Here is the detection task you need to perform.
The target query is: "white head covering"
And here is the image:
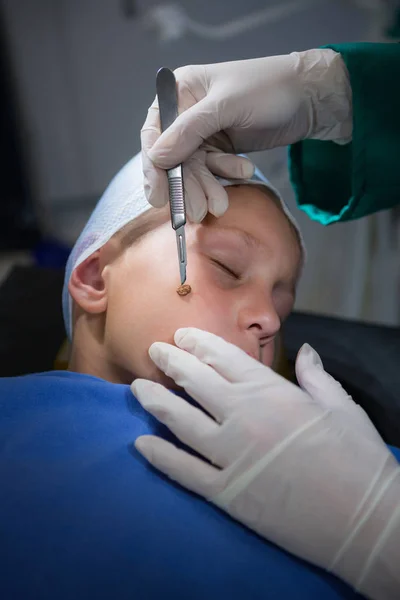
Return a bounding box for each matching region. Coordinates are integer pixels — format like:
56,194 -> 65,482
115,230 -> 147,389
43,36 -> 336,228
62,152 -> 304,338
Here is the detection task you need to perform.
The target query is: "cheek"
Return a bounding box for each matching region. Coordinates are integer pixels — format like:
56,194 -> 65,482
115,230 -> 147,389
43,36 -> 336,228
105,249 -> 280,381
102,244 -> 178,378
147,266 -> 231,340
104,249 -> 232,380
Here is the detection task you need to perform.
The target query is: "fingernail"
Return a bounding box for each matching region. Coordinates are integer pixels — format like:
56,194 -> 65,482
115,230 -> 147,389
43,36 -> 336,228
174,328 -> 190,346
240,160 -> 255,179
209,197 -> 229,218
134,437 -> 153,462
143,177 -> 152,202
131,378 -> 160,398
191,206 -> 207,223
148,342 -> 164,367
301,343 -> 323,369
186,196 -> 207,223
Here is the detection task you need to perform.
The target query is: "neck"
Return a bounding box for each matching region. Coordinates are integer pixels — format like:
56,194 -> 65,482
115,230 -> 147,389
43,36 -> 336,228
68,317 -> 128,384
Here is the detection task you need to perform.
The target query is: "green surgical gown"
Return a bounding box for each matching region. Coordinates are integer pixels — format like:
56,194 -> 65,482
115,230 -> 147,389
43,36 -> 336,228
289,43 -> 400,224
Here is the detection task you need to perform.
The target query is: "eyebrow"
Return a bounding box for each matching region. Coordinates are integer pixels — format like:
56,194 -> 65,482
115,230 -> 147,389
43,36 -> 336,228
211,227 -> 264,251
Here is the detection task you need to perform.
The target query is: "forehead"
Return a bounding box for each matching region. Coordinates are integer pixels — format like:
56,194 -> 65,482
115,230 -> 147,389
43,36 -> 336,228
119,184 -> 302,274
203,185 -> 300,250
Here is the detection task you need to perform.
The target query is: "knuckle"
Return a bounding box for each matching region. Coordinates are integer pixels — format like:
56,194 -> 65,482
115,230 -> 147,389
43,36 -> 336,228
174,64 -> 198,80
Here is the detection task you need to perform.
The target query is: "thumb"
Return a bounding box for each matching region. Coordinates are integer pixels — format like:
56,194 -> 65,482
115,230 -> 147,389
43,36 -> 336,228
295,343 -> 351,409
148,97 -> 220,168
296,344 -> 383,441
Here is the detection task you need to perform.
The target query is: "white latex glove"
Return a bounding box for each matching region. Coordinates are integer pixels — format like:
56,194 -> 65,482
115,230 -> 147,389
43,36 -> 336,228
132,328 -> 400,600
141,48 -> 352,221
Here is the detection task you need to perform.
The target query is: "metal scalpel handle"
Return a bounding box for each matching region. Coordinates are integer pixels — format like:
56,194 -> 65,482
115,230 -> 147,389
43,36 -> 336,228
156,67 -> 186,231
156,67 -> 187,284
167,165 -> 185,230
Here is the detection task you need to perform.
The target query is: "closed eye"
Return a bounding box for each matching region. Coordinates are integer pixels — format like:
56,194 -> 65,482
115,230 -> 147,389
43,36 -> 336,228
211,259 -> 240,280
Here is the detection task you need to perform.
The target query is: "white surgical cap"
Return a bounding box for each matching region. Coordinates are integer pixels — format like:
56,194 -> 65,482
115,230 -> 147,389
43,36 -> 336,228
62,152 -> 304,339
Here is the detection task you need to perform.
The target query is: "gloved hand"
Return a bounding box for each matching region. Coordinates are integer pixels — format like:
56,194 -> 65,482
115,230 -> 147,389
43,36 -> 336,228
141,48 -> 352,221
132,328 -> 400,600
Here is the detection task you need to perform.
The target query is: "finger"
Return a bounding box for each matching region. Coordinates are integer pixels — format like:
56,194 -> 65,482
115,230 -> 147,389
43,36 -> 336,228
190,154 -> 229,218
142,150 -> 169,208
183,159 -> 208,223
148,342 -> 233,423
141,100 -> 160,152
131,379 -> 221,463
206,152 -> 255,180
148,97 -> 219,168
296,344 -> 382,440
174,327 -> 269,384
185,150 -> 229,219
141,112 -> 169,208
295,344 -> 352,409
201,175 -> 229,218
135,435 -> 218,498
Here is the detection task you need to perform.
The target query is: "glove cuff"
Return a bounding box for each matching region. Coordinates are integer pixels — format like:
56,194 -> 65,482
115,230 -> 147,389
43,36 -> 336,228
331,457 -> 400,598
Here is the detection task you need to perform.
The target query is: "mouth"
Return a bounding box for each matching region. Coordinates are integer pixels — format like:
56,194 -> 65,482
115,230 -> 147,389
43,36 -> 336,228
246,342 -> 270,362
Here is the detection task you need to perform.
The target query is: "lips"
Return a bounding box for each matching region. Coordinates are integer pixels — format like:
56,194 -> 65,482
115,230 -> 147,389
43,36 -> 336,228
246,342 -> 271,362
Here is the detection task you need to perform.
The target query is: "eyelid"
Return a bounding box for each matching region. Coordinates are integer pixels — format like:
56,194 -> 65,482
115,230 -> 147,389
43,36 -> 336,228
211,258 -> 240,279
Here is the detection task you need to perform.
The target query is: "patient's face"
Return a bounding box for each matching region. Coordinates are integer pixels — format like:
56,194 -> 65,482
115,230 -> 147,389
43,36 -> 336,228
100,185 -> 301,385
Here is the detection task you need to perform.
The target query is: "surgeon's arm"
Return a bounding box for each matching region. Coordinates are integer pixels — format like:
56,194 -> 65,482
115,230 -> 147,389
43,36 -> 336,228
289,42 -> 400,225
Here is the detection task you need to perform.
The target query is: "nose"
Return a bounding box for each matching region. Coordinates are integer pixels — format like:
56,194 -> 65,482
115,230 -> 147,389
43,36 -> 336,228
237,291 -> 281,341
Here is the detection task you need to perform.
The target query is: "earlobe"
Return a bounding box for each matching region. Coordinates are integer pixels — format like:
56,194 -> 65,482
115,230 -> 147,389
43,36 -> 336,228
68,250 -> 108,314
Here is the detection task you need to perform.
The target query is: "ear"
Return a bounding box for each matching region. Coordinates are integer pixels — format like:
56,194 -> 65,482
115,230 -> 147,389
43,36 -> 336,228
68,250 -> 108,314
